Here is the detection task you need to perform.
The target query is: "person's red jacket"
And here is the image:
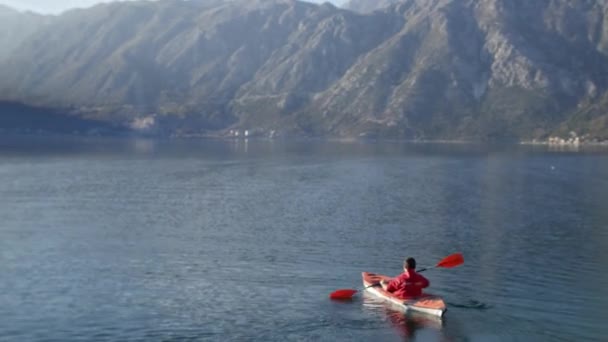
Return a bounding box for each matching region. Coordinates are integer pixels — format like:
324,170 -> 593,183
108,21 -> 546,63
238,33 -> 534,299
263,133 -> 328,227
386,269 -> 430,299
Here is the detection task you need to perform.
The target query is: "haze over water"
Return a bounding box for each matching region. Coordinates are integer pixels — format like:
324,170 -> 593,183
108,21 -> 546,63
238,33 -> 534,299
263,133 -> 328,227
1,137 -> 607,341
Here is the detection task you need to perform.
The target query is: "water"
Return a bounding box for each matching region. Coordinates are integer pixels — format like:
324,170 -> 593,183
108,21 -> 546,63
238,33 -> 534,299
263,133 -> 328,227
0,137 -> 607,341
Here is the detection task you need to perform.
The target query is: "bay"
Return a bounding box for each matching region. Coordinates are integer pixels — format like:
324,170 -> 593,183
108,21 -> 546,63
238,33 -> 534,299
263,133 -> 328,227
0,137 -> 607,341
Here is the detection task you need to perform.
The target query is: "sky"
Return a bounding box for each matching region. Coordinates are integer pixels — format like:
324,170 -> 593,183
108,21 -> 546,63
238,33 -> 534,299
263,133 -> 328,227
0,0 -> 345,14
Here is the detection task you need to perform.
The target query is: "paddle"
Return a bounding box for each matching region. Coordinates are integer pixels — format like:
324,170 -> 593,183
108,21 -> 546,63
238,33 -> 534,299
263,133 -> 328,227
416,252 -> 464,272
329,253 -> 464,300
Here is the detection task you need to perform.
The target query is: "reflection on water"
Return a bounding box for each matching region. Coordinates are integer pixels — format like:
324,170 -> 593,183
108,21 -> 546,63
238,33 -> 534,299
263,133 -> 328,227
386,311 -> 443,340
362,292 -> 443,340
131,139 -> 156,154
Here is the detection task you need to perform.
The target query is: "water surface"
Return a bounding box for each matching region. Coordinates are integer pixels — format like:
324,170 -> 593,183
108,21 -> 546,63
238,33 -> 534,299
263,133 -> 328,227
1,137 -> 607,341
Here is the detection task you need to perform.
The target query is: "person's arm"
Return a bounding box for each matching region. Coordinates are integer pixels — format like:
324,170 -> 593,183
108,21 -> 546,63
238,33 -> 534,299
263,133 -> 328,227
385,276 -> 404,292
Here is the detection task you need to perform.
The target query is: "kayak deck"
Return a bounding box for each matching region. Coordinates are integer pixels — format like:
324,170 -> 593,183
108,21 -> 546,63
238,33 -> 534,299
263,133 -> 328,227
362,272 -> 447,317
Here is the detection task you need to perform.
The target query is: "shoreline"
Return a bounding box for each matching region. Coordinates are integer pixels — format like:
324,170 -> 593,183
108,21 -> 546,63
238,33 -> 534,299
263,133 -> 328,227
2,131 -> 608,149
520,140 -> 608,147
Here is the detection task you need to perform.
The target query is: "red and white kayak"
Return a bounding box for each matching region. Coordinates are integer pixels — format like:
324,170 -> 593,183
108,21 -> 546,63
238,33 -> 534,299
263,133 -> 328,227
362,272 -> 447,318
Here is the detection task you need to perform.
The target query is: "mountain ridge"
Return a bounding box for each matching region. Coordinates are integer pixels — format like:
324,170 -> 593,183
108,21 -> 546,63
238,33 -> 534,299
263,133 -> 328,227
1,0 -> 607,141
343,0 -> 401,13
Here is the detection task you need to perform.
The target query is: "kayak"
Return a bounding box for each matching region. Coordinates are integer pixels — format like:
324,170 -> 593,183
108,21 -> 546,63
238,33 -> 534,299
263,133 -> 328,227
362,272 -> 447,317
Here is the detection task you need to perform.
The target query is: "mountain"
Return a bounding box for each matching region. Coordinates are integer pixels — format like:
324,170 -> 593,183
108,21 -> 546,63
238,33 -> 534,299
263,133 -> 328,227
343,0 -> 400,13
0,101 -> 126,135
1,0 -> 608,141
0,5 -> 53,62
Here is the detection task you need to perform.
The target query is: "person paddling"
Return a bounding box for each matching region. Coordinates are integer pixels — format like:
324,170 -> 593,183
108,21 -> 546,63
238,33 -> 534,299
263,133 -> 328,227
380,257 -> 430,299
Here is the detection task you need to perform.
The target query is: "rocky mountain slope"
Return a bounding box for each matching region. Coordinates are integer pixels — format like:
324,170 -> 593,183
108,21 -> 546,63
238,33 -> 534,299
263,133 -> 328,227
1,0 -> 607,140
0,5 -> 52,62
343,0 -> 400,13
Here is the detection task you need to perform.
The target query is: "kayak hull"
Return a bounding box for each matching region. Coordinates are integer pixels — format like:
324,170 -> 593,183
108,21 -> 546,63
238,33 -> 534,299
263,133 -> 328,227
362,272 -> 447,318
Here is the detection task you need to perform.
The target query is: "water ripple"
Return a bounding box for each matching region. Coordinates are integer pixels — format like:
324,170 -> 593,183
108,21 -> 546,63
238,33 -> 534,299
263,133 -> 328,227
1,138 -> 607,341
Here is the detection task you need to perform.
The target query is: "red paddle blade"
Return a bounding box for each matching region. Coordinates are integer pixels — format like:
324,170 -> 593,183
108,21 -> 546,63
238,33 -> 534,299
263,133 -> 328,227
329,289 -> 358,300
435,253 -> 464,268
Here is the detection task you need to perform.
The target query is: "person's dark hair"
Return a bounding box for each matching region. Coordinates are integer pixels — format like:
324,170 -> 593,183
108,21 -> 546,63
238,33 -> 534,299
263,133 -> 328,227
404,257 -> 416,270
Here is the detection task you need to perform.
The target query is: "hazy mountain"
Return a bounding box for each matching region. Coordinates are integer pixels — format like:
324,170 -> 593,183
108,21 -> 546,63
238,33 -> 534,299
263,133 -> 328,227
1,0 -> 608,140
343,0 -> 400,13
0,5 -> 53,62
0,101 -> 125,135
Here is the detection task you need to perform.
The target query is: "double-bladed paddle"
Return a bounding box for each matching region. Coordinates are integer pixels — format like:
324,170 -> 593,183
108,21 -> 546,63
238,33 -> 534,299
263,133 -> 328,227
329,253 -> 464,300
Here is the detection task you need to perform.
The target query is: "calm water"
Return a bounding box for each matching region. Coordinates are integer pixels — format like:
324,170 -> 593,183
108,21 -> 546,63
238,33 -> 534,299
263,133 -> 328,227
1,137 -> 607,341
